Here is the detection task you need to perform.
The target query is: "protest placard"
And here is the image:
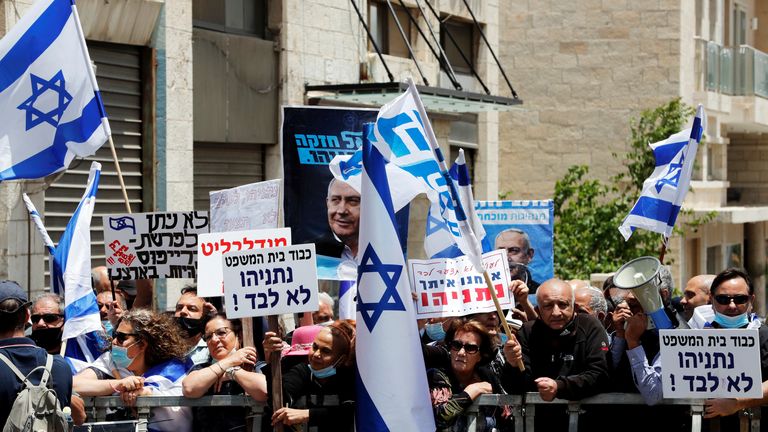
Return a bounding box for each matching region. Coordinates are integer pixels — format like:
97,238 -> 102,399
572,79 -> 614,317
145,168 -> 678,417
660,329 -> 762,398
197,228 -> 292,297
475,200 -> 554,291
282,106 -> 409,280
103,211 -> 209,280
408,249 -> 512,319
209,179 -> 281,233
222,244 -> 319,319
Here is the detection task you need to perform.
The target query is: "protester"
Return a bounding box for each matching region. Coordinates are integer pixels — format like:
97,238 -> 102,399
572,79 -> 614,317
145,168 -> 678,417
503,279 -> 609,429
95,289 -> 127,337
508,279 -> 537,322
313,292 -> 335,326
0,281 -> 73,426
91,266 -> 111,292
428,319 -> 513,431
602,276 -> 626,333
74,309 -> 192,431
174,285 -> 216,365
29,293 -> 65,354
574,285 -> 608,327
679,274 -> 715,321
422,317 -> 450,344
267,320 -> 356,431
183,313 -> 267,432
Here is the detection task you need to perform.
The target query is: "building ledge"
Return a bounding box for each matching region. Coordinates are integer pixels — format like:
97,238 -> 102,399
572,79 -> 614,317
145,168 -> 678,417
689,205 -> 768,224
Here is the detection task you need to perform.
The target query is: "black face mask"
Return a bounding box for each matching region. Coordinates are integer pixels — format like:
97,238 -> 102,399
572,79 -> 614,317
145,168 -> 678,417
175,316 -> 205,337
31,327 -> 63,352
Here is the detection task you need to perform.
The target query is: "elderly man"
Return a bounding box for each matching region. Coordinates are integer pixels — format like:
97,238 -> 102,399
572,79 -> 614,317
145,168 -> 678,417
174,285 -> 216,365
313,292 -> 334,326
95,289 -> 127,336
494,228 -> 539,292
29,293 -> 65,354
680,274 -> 715,321
574,285 -> 609,333
314,179 -> 360,260
503,279 -> 609,429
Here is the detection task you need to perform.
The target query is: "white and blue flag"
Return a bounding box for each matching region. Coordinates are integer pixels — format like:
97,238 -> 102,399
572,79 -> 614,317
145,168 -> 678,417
619,105 -> 705,240
445,148 -> 492,254
0,0 -> 110,181
330,80 -> 483,271
53,161 -> 102,340
355,123 -> 435,431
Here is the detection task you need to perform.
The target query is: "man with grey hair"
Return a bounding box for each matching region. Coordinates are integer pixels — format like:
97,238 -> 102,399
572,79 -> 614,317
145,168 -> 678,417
574,285 -> 608,325
313,292 -> 334,326
680,274 -> 715,321
29,293 -> 65,354
494,228 -> 540,292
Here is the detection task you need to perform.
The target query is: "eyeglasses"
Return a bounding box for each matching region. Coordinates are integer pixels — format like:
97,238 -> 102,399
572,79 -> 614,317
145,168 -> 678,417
202,327 -> 231,342
714,294 -> 750,306
448,340 -> 480,354
30,314 -> 63,324
113,331 -> 139,344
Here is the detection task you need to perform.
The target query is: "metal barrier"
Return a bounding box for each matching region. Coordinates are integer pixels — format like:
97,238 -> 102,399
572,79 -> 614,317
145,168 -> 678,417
80,395 -> 265,432
466,393 -> 761,432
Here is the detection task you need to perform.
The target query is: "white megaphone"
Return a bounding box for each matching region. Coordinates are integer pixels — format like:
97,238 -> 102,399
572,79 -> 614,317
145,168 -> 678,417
613,256 -> 674,330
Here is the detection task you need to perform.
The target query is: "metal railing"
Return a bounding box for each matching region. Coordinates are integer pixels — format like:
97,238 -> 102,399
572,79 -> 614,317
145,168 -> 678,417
695,38 -> 768,98
79,393 -> 761,432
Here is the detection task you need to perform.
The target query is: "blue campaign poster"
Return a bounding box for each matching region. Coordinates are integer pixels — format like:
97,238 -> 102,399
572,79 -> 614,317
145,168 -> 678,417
475,200 -> 554,290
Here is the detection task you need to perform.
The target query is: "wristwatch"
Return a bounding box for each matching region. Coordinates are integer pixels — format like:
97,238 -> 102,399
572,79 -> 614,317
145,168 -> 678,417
225,366 -> 241,381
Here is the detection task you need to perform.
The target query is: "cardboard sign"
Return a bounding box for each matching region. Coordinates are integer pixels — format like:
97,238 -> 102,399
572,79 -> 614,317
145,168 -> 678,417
209,179 -> 281,233
103,211 -> 209,280
197,228 -> 292,297
222,244 -> 319,318
660,329 -> 762,398
409,249 -> 512,319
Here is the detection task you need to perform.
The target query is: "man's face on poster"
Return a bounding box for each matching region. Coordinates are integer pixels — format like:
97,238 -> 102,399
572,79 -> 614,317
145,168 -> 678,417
495,230 -> 534,279
326,180 -> 361,244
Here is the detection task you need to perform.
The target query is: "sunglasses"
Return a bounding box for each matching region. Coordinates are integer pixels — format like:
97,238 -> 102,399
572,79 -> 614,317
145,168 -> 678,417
714,294 -> 750,306
30,313 -> 63,324
448,340 -> 480,354
202,327 -> 231,342
113,331 -> 139,344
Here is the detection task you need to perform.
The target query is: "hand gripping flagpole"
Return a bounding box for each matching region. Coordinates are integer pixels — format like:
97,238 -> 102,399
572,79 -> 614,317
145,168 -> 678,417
70,1 -> 131,214
406,78 -> 524,371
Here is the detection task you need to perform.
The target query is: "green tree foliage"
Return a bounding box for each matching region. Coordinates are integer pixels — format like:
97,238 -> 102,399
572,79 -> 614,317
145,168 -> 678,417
553,99 -> 699,280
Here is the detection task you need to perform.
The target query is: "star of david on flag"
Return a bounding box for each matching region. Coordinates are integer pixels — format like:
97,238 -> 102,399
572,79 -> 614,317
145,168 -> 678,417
355,123 -> 435,431
0,0 -> 110,181
619,104 -> 706,240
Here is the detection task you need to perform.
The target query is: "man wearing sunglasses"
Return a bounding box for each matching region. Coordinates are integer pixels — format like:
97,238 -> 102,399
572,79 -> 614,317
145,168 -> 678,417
702,268 -> 768,429
29,293 -> 65,354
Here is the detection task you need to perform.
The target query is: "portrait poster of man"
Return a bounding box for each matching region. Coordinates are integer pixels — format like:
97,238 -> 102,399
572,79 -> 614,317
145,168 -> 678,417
474,200 -> 554,293
281,106 -> 409,280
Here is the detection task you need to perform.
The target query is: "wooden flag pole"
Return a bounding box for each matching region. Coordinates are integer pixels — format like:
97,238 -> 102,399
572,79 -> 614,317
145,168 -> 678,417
483,271 -> 525,371
268,315 -> 284,432
658,237 -> 668,263
107,135 -> 132,213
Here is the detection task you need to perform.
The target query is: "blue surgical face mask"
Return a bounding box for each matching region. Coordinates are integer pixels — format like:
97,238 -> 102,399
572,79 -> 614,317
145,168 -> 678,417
309,357 -> 343,379
112,342 -> 138,369
425,323 -> 446,342
713,310 -> 750,329
499,333 -> 509,345
102,320 -> 114,336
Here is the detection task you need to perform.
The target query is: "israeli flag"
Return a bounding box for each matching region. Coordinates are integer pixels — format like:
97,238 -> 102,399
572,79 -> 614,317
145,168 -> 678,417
355,123 -> 435,431
330,80 -> 483,271
0,0 -> 110,181
143,358 -> 193,432
619,105 -> 705,240
53,161 -> 102,340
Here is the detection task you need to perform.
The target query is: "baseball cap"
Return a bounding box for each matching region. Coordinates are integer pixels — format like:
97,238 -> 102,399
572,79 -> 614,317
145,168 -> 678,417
0,280 -> 28,307
282,325 -> 324,357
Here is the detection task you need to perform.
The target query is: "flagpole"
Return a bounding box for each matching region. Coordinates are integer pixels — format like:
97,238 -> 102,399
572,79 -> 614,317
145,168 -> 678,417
107,135 -> 132,213
406,78 -> 524,371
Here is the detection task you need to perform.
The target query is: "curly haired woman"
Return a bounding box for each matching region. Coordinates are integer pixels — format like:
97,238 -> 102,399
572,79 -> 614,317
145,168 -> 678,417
74,309 -> 192,432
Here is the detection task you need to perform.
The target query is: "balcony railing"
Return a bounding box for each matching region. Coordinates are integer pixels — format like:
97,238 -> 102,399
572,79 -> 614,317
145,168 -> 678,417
696,38 -> 768,98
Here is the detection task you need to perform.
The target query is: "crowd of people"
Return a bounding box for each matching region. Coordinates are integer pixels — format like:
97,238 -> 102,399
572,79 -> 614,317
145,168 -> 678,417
0,261 -> 766,432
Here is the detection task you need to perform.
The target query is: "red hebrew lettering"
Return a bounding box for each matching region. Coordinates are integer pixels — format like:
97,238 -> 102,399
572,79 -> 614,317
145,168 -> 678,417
431,292 -> 447,306
421,293 -> 428,307
462,289 -> 472,304
475,288 -> 491,301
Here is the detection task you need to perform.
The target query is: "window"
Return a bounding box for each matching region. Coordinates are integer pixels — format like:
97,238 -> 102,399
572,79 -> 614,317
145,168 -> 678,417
449,117 -> 478,183
368,1 -> 412,58
193,0 -> 266,38
440,20 -> 474,74
706,245 -> 722,274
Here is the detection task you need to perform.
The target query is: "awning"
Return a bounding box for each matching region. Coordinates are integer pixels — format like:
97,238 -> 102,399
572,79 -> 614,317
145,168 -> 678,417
305,82 -> 522,114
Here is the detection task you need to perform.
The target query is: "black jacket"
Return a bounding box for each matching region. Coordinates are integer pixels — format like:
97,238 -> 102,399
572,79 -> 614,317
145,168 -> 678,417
503,313 -> 610,399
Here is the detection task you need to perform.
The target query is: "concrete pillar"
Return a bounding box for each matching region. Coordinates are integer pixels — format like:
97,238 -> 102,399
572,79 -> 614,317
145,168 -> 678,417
746,222 -> 766,317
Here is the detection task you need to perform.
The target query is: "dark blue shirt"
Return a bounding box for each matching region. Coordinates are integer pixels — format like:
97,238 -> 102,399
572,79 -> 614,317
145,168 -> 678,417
0,337 -> 73,426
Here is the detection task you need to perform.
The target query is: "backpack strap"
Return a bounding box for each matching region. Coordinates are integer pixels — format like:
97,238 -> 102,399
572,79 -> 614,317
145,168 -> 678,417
38,354 -> 53,388
0,352 -> 28,383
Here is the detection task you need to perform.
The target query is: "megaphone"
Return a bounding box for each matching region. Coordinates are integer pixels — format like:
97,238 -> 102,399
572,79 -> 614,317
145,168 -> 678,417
613,256 -> 674,330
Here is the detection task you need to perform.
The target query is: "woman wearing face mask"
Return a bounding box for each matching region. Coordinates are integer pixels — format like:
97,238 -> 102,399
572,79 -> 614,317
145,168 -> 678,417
266,320 -> 356,431
73,309 -> 191,431
428,319 -> 514,432
182,313 -> 267,432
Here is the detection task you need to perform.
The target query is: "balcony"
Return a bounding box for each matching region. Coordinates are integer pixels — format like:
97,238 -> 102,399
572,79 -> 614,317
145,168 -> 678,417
697,39 -> 768,98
